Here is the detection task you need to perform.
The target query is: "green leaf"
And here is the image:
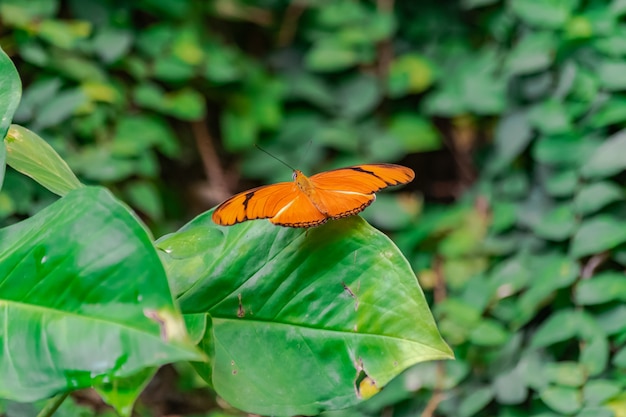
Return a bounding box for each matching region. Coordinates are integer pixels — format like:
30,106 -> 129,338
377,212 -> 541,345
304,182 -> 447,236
545,362 -> 587,387
575,407 -> 614,417
593,26 -> 626,56
0,186 -> 202,402
202,41 -> 243,84
490,254 -> 531,294
305,40 -> 359,72
5,125 -> 82,196
597,59 -> 626,90
540,385 -> 583,414
534,134 -> 600,167
532,204 -> 576,241
32,87 -> 88,130
0,0 -> 58,22
387,53 -> 436,97
490,201 -> 517,232
574,181 -> 624,215
493,364 -> 527,404
582,129 -> 626,179
583,379 -> 622,405
596,304 -> 626,335
571,215 -> 626,258
510,0 -> 577,28
124,180 -> 163,221
545,170 -> 578,197
112,115 -> 180,158
531,309 -> 580,347
575,272 -> 626,305
37,19 -> 91,49
285,72 -> 335,109
468,319 -> 510,346
387,113 -> 441,153
491,111 -> 533,172
580,334 -> 609,376
360,193 -> 418,231
92,27 -> 133,63
153,56 -> 195,82
515,254 -> 579,327
506,31 -> 556,75
221,108 -> 258,152
590,96 -> 626,128
156,214 -> 452,416
458,386 -> 494,417
134,83 -> 205,120
569,66 -> 599,102
94,368 -> 157,417
0,46 -> 22,140
337,75 -> 381,120
528,99 -> 572,135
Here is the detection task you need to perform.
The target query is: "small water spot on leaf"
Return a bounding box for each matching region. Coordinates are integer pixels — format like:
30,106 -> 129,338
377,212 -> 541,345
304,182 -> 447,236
33,245 -> 48,269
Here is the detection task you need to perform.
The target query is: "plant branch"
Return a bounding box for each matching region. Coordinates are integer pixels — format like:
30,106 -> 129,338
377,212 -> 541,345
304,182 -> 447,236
376,0 -> 395,79
191,120 -> 232,204
37,392 -> 70,417
581,252 -> 609,280
277,1 -> 307,47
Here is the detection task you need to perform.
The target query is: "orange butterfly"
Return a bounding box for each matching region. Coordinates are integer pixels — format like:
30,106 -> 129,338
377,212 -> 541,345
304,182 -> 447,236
212,163 -> 415,228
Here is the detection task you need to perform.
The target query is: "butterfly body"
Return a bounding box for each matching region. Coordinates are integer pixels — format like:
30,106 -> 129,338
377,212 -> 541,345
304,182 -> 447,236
212,164 -> 415,228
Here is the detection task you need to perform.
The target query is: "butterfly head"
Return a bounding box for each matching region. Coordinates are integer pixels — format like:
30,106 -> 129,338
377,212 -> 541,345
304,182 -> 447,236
292,169 -> 304,181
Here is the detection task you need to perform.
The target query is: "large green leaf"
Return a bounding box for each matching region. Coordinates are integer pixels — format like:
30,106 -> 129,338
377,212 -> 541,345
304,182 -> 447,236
156,214 -> 452,416
5,124 -> 82,196
0,187 -> 202,403
0,46 -> 22,140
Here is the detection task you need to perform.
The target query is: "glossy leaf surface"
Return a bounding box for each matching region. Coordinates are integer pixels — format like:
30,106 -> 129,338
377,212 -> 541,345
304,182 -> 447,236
5,124 -> 82,196
0,187 -> 202,402
157,214 -> 452,416
0,46 -> 21,140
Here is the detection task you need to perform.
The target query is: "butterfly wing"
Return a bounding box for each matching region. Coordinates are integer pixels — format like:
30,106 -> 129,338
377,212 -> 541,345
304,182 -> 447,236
269,191 -> 328,227
212,182 -> 295,226
212,181 -> 327,227
309,164 -> 415,219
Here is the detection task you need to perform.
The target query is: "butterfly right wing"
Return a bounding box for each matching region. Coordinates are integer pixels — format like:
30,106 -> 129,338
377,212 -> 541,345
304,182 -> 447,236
212,182 -> 327,227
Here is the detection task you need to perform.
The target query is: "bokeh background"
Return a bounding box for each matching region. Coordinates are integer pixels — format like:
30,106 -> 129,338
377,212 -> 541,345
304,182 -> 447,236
3,0 -> 626,416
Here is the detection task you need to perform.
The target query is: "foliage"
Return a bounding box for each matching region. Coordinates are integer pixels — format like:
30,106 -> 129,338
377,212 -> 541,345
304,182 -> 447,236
0,7 -> 451,414
3,0 -> 626,416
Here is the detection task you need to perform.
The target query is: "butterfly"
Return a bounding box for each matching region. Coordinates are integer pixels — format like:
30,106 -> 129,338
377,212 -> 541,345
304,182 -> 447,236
212,163 -> 415,228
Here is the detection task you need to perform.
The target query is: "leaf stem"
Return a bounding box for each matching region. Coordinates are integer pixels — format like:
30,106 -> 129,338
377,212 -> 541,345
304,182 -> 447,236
36,392 -> 70,417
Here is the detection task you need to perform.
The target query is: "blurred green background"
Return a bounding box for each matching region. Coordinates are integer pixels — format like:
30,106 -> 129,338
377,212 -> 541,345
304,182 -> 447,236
3,0 -> 626,416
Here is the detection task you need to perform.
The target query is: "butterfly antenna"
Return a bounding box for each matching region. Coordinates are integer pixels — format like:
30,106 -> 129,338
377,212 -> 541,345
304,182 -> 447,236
255,144 -> 298,171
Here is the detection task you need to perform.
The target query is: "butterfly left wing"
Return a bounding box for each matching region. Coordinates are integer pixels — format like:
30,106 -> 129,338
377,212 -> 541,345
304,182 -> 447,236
309,164 -> 415,219
212,182 -> 297,226
212,181 -> 328,227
